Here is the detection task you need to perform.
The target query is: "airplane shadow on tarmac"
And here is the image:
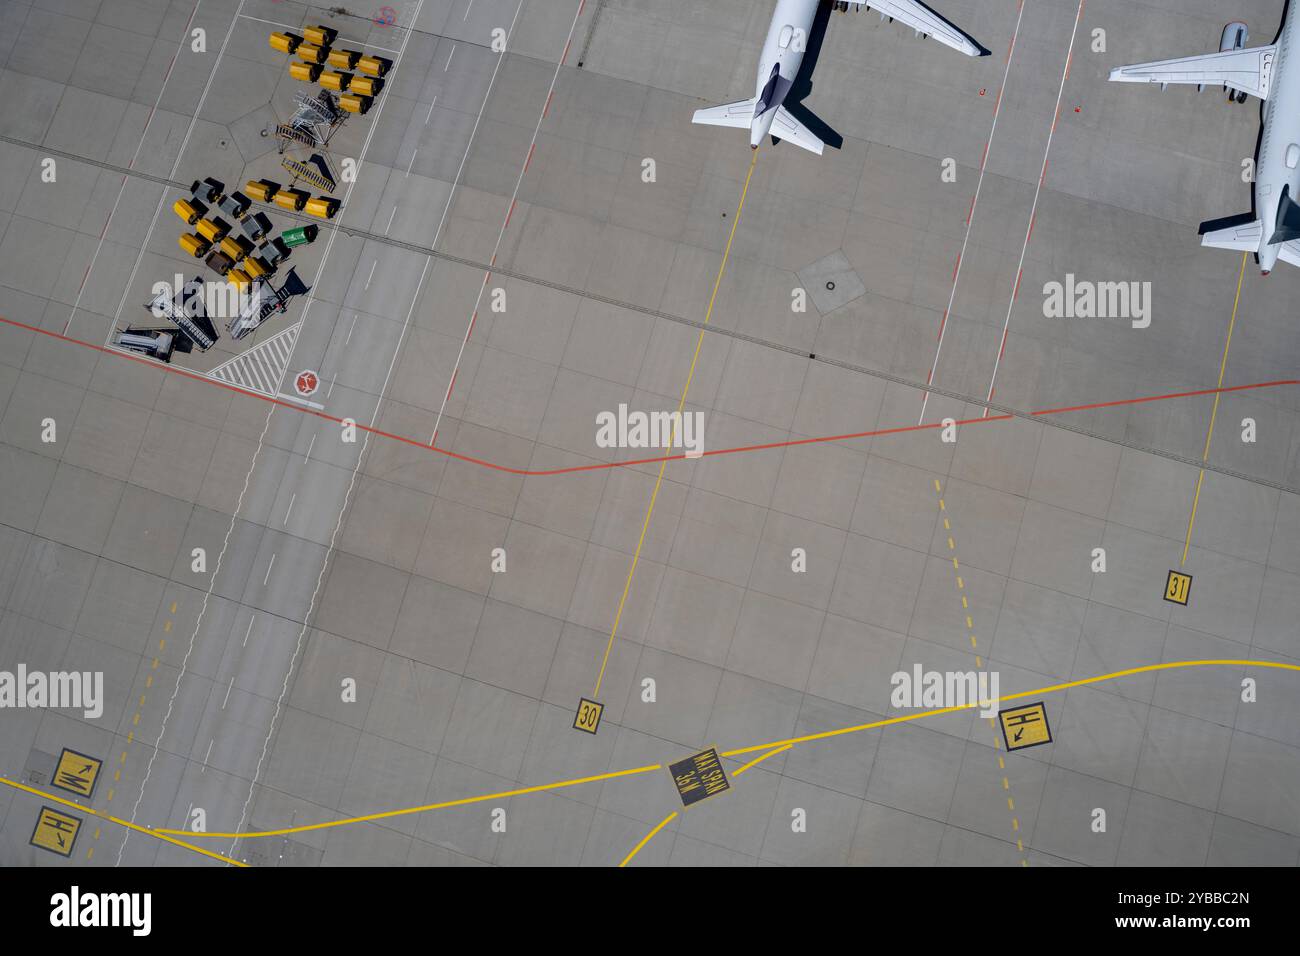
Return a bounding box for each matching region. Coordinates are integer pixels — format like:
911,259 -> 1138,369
779,1 -> 991,154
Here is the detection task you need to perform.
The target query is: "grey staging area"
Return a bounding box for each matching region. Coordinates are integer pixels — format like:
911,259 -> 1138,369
0,0 -> 1297,868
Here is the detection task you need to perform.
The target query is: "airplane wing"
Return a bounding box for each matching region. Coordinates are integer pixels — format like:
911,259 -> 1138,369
854,1 -> 982,57
692,98 -> 757,129
1109,45 -> 1277,100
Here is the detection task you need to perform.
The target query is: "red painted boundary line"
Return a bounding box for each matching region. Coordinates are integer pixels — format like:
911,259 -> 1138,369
2,313 -> 1295,478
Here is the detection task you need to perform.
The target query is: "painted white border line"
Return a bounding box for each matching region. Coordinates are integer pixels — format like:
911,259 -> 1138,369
114,0 -> 414,863
106,0 -> 247,338
917,0 -> 1026,426
428,0 -> 588,445
276,392 -> 325,411
982,0 -> 1086,416
64,0 -> 206,335
97,337 -> 303,403
224,0 -> 546,857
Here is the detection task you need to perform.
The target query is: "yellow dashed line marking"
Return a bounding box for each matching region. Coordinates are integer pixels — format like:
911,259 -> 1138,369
93,606 -> 176,858
936,479 -> 1027,865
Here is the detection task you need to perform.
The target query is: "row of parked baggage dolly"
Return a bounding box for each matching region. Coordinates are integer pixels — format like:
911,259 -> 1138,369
270,25 -> 390,115
243,178 -> 339,219
171,178 -> 318,285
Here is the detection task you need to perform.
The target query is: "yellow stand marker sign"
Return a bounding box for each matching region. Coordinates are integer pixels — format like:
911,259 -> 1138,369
572,698 -> 604,735
999,703 -> 1052,752
1164,570 -> 1192,606
31,806 -> 82,857
52,748 -> 102,798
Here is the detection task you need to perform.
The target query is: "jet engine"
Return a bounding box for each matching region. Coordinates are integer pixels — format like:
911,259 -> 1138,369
1221,22 -> 1249,102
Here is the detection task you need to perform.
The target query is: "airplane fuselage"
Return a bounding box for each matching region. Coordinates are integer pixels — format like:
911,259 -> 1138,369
1256,5 -> 1300,272
751,0 -> 821,147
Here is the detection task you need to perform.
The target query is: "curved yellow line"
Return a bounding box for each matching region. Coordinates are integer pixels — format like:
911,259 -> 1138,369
156,763 -> 664,838
720,658 -> 1299,758
158,658 -> 1298,841
0,775 -> 246,866
619,811 -> 677,867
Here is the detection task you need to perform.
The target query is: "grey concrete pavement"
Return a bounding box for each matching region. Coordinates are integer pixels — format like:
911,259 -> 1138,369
0,0 -> 1297,868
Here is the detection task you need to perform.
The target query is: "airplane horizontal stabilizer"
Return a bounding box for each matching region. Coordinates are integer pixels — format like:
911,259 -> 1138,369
1200,218 -> 1262,252
1277,241 -> 1300,268
773,107 -> 825,155
692,98 -> 757,129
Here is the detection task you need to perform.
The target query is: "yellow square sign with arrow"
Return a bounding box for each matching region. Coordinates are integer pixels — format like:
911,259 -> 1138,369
999,702 -> 1052,751
30,806 -> 82,857
52,748 -> 102,798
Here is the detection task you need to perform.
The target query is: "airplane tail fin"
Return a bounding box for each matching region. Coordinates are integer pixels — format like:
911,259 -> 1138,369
1199,217 -> 1262,251
692,98 -> 757,129
773,106 -> 825,155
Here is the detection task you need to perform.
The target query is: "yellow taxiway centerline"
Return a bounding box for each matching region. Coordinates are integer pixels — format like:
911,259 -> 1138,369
0,775 -> 246,867
619,811 -> 678,867
1182,250 -> 1247,565
592,149 -> 761,699
619,743 -> 792,866
154,659 -> 1300,842
156,763 -> 665,838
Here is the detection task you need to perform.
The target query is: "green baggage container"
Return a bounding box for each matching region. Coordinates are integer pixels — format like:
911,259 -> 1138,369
281,225 -> 316,247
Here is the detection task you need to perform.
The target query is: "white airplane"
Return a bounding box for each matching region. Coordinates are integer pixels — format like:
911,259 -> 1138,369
1110,13 -> 1300,275
692,0 -> 983,156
